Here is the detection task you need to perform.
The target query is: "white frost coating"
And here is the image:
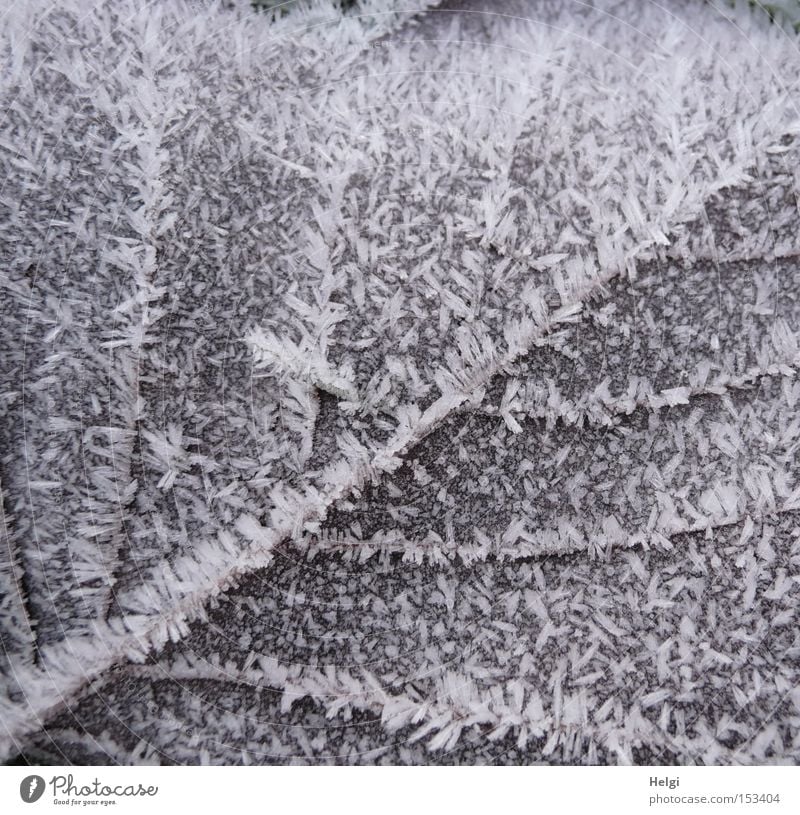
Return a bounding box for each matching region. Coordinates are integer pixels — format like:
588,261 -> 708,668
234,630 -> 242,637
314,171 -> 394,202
54,509 -> 800,764
2,0 -> 800,763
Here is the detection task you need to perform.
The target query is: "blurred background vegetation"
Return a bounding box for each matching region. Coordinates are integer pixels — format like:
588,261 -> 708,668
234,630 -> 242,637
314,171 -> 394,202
250,0 -> 800,31
251,0 -> 356,14
752,0 -> 800,28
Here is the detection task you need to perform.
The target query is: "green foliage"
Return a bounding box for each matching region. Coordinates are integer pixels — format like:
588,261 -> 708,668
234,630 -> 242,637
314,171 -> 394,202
734,0 -> 800,30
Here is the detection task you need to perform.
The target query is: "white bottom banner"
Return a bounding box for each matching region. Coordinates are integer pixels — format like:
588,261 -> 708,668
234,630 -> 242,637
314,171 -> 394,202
1,766 -> 797,815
